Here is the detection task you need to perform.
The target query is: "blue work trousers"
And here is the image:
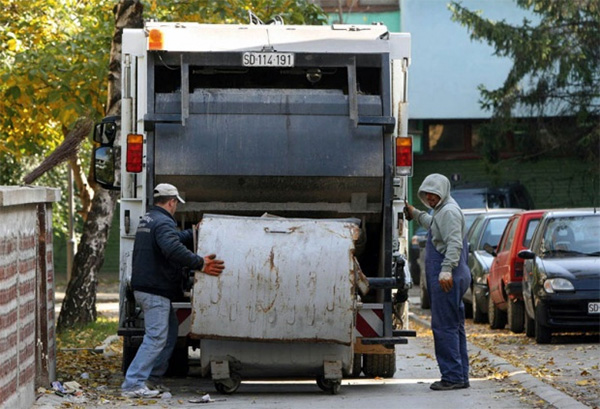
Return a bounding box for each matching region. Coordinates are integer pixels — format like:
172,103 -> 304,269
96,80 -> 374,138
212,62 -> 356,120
425,232 -> 470,384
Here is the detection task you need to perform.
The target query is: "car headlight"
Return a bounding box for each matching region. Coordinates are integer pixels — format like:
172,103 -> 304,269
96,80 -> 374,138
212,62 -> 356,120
543,278 -> 575,293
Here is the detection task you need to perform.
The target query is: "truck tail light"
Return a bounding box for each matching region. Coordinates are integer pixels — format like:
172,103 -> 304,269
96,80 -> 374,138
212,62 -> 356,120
126,134 -> 143,173
148,28 -> 164,50
396,136 -> 413,176
514,259 -> 524,278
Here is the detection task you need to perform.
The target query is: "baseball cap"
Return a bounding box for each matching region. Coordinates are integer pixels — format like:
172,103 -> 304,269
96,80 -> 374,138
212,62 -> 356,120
153,183 -> 185,203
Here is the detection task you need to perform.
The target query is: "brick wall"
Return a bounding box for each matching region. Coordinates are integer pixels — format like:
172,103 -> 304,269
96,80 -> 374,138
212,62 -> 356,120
0,187 -> 60,409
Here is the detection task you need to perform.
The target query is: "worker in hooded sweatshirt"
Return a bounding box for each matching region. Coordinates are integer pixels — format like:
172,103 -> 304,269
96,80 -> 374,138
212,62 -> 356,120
404,173 -> 470,390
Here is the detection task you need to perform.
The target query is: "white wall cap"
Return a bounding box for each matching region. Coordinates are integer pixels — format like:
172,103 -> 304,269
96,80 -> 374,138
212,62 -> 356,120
0,186 -> 61,207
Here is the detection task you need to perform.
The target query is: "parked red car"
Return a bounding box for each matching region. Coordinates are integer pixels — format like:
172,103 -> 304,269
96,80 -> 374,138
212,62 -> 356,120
487,210 -> 546,333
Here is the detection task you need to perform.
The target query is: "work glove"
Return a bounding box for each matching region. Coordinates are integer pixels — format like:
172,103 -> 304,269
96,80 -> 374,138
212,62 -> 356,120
201,254 -> 225,276
438,271 -> 453,292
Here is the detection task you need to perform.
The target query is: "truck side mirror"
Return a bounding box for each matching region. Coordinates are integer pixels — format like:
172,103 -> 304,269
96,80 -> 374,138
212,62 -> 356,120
93,116 -> 118,146
94,146 -> 120,190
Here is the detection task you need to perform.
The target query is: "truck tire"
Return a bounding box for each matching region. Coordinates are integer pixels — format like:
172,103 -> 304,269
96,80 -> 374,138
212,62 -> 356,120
362,354 -> 396,378
507,299 -> 524,333
349,353 -> 362,378
122,344 -> 139,375
166,345 -> 189,377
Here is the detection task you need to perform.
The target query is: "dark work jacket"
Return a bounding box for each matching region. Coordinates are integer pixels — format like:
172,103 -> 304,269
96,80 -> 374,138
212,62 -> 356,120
131,206 -> 204,300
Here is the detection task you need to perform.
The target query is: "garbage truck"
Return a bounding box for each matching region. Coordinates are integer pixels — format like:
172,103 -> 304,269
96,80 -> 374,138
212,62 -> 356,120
93,16 -> 415,394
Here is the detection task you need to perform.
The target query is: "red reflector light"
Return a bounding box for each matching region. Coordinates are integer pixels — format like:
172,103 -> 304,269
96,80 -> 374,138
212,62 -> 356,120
396,136 -> 413,176
126,134 -> 143,173
148,29 -> 164,50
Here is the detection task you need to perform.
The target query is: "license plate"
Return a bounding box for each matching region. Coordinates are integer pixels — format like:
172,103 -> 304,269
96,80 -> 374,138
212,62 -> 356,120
589,302 -> 600,314
242,52 -> 294,67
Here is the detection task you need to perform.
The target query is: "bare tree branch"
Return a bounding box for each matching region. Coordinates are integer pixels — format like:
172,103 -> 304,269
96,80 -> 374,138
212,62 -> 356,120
23,117 -> 93,185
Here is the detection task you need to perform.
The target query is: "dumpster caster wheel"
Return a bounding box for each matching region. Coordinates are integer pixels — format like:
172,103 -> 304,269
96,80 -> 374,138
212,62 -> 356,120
214,372 -> 241,395
316,376 -> 341,395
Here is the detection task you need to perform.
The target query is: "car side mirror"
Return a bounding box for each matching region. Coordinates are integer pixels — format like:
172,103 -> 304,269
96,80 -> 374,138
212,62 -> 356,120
483,243 -> 496,257
518,249 -> 535,260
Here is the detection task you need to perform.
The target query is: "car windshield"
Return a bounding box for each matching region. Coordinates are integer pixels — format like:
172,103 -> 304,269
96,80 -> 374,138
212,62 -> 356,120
540,214 -> 600,257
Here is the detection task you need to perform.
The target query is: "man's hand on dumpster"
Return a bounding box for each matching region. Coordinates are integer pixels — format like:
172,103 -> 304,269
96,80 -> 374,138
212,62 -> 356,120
202,254 -> 225,276
438,271 -> 453,292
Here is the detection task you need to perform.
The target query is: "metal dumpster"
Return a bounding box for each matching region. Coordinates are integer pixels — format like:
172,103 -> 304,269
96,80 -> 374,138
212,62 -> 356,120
190,214 -> 363,394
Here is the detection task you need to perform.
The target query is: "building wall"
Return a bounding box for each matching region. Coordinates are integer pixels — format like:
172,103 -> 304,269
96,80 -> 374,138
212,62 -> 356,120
0,187 -> 60,409
411,157 -> 599,210
400,0 -> 535,119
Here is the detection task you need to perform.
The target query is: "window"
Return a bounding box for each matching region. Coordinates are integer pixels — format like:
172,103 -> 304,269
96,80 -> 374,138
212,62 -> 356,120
523,219 -> 540,247
428,123 -> 466,152
499,219 -> 517,253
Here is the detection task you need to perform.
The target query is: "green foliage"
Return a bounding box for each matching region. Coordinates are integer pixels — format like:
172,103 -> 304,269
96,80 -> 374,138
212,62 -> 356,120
449,0 -> 600,165
142,0 -> 328,25
1,0 -> 325,238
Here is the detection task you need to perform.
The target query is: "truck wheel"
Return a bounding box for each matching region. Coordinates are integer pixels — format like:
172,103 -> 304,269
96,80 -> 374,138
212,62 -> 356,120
472,291 -> 486,323
166,346 -> 189,377
349,353 -> 362,378
316,376 -> 341,395
507,299 -> 525,333
362,354 -> 396,378
488,295 -> 507,329
534,305 -> 552,344
122,344 -> 138,375
420,281 -> 430,309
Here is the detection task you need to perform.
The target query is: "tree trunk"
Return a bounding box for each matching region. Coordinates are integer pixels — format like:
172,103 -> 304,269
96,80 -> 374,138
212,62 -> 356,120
57,0 -> 143,331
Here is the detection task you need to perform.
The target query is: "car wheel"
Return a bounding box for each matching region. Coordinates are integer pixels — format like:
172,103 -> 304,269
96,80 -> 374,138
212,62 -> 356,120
488,294 -> 507,329
507,299 -> 525,334
420,280 -> 430,310
472,289 -> 487,323
534,304 -> 552,344
525,312 -> 535,338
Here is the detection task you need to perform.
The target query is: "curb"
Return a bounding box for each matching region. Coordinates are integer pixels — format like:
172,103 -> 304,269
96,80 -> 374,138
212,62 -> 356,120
409,313 -> 590,409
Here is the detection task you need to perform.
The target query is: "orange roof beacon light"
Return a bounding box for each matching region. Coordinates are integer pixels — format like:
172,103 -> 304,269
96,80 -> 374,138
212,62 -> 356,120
395,136 -> 413,177
126,134 -> 144,173
148,28 -> 164,50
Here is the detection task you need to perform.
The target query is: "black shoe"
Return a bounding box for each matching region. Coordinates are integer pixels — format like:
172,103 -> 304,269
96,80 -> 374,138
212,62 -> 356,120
461,381 -> 470,389
430,380 -> 465,391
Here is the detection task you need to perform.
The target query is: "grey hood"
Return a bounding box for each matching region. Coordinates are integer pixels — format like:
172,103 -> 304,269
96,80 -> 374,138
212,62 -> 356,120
418,173 -> 451,210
